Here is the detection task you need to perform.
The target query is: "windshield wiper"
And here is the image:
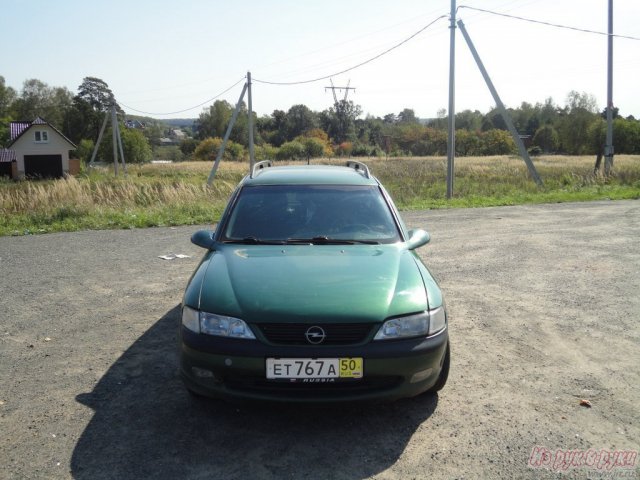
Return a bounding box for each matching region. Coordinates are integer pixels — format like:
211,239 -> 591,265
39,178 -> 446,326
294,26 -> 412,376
222,236 -> 285,245
286,236 -> 379,245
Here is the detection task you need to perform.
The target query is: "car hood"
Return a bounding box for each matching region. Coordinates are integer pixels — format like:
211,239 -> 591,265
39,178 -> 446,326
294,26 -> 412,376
194,244 -> 431,324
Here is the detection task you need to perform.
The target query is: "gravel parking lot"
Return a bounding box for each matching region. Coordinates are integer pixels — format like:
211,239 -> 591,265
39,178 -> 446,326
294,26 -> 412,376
1,200 -> 639,479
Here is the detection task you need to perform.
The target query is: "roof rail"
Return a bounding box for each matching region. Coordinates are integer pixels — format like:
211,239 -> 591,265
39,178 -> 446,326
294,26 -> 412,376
346,160 -> 370,179
251,160 -> 272,178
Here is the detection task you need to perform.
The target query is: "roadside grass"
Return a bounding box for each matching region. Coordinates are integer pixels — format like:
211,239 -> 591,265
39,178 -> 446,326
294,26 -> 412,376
370,155 -> 640,209
1,155 -> 638,236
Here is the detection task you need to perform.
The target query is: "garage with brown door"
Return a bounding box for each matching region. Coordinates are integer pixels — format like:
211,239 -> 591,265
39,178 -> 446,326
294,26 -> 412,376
24,155 -> 63,179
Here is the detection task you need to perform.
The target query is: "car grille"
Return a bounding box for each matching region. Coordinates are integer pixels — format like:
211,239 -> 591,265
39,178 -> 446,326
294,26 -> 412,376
257,323 -> 375,345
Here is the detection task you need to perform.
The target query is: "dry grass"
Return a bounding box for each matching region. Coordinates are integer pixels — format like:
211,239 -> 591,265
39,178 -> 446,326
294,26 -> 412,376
1,156 -> 639,235
0,164 -> 240,214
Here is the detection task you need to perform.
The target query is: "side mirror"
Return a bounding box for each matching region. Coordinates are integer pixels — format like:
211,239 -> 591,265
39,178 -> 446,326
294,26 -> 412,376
191,229 -> 215,249
406,228 -> 430,250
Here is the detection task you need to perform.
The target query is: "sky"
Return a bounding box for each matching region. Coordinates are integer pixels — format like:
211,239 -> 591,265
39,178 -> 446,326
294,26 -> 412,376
3,0 -> 640,120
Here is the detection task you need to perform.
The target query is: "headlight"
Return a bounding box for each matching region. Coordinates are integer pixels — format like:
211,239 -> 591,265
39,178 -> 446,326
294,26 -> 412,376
374,307 -> 446,340
182,306 -> 255,339
374,312 -> 428,340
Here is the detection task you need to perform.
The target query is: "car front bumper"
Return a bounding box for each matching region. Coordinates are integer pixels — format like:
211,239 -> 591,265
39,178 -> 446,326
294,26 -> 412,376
179,326 -> 448,403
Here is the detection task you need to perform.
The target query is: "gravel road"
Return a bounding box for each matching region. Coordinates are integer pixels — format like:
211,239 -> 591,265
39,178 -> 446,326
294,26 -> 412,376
1,200 -> 639,479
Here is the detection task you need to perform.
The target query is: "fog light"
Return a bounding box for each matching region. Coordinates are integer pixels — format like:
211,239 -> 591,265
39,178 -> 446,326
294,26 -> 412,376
410,368 -> 433,383
192,367 -> 215,379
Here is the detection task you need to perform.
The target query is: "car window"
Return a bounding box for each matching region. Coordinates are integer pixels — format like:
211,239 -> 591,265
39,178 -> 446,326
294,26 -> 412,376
223,185 -> 401,243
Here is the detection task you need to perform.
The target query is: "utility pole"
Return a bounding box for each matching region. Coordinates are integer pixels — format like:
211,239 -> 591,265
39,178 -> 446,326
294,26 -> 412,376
446,0 -> 456,199
604,0 -> 614,176
247,71 -> 256,173
89,95 -> 126,175
207,81 -> 248,185
457,20 -> 542,186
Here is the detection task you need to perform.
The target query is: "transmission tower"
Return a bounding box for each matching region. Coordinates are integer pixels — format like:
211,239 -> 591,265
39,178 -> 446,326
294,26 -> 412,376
325,78 -> 356,106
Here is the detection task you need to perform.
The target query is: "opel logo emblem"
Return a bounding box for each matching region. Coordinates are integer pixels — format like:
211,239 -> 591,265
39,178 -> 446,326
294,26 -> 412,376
305,326 -> 326,344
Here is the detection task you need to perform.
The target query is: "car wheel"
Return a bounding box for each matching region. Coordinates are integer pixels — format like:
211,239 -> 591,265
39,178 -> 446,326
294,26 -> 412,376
428,341 -> 450,393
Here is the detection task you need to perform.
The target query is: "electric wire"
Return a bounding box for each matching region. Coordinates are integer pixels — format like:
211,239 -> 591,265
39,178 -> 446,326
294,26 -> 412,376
118,76 -> 247,116
254,7 -> 448,71
115,6 -> 639,115
458,5 -> 640,41
253,15 -> 448,86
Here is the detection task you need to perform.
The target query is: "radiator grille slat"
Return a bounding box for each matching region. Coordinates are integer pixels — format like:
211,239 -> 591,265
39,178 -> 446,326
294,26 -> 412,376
257,323 -> 374,345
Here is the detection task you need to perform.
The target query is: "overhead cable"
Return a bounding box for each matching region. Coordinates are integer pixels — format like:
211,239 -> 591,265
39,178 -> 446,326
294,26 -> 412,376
458,5 -> 640,41
253,15 -> 449,86
118,76 -> 247,116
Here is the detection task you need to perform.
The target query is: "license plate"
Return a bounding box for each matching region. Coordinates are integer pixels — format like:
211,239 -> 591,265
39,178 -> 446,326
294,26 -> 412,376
266,358 -> 363,379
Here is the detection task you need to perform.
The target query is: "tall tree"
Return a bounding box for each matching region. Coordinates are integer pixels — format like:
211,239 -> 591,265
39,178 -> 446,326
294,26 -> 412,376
196,100 -> 252,146
557,91 -> 600,154
257,110 -> 286,146
196,100 -> 232,140
383,113 -> 397,124
511,102 -> 540,136
77,76 -> 119,113
565,90 -> 598,113
321,100 -> 362,143
532,125 -> 559,153
283,104 -> 318,141
11,79 -> 73,128
65,77 -> 118,143
0,76 -> 17,145
397,108 -> 418,124
455,110 -> 483,131
0,76 -> 16,117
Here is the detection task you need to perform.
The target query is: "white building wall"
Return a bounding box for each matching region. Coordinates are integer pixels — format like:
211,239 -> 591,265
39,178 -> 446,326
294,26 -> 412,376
13,125 -> 72,177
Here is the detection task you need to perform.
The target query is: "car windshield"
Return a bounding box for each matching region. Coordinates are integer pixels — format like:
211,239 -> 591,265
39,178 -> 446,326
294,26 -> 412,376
222,185 -> 401,244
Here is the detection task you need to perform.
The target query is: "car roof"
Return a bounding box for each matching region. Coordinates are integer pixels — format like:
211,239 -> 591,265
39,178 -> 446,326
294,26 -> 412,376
242,165 -> 379,186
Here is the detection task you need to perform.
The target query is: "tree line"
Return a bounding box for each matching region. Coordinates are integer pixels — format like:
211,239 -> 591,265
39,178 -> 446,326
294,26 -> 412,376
0,76 -> 153,163
2,75 -> 639,165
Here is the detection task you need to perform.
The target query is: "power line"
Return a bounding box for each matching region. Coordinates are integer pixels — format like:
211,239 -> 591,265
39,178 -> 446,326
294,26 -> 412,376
253,15 -> 448,86
457,5 -> 640,41
254,7 -> 448,72
118,76 -> 247,116
116,6 -> 640,116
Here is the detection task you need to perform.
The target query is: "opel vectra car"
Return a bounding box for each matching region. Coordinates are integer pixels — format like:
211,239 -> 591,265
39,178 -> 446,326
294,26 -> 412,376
180,161 -> 449,402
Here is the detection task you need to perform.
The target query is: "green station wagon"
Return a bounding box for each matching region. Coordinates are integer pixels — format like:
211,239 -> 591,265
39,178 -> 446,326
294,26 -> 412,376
180,161 -> 449,402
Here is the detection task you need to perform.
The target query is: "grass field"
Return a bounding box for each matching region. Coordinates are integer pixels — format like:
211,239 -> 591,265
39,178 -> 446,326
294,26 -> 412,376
1,155 -> 639,236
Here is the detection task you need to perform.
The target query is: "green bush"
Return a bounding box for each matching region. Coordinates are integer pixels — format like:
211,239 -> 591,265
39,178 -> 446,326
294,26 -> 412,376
180,138 -> 199,157
120,128 -> 152,164
481,129 -> 516,155
226,142 -> 246,161
194,137 -> 245,161
528,146 -> 542,156
335,142 -> 352,157
351,143 -> 380,157
74,139 -> 94,163
294,136 -> 325,159
276,140 -> 306,160
255,144 -> 278,160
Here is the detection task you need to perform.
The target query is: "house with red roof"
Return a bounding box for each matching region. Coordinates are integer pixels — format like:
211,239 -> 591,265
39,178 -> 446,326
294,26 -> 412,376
0,117 -> 77,179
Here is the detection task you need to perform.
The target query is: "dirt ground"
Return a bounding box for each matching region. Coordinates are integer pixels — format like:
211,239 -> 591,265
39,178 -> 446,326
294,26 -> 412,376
1,200 -> 639,480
